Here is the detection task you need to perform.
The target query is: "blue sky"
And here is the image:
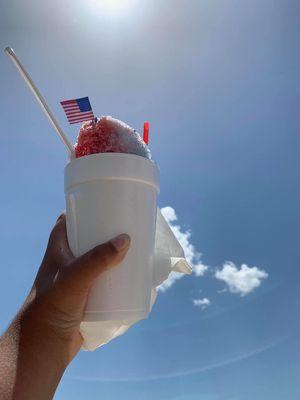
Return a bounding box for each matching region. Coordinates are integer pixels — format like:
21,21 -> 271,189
0,0 -> 300,398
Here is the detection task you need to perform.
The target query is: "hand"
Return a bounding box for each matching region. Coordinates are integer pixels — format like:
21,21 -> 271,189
0,214 -> 130,400
29,213 -> 130,360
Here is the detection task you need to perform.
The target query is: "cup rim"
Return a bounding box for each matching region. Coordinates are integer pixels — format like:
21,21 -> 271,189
68,152 -> 157,167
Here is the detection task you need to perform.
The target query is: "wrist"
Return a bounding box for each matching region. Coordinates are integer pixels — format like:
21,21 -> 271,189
6,306 -> 70,399
18,304 -> 71,370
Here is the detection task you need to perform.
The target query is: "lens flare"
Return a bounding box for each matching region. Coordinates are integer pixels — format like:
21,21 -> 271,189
90,0 -> 137,16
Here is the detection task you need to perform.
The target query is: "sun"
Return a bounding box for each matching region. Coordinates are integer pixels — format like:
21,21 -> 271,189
90,0 -> 137,16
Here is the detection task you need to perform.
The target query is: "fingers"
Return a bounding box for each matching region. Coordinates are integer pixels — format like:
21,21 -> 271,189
50,234 -> 131,311
47,213 -> 74,265
34,213 -> 74,295
61,233 -> 130,288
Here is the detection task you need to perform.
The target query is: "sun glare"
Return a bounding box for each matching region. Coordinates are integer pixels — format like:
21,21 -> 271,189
90,0 -> 137,16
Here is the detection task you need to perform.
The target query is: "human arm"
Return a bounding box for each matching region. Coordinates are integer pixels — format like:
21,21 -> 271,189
0,214 -> 130,399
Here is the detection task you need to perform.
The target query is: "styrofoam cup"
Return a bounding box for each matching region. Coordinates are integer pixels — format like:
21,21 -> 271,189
64,153 -> 160,321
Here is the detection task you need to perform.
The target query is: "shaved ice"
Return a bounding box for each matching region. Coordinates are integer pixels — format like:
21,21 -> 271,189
75,116 -> 151,159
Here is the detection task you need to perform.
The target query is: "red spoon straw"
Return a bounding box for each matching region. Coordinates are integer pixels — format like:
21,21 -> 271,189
143,122 -> 149,145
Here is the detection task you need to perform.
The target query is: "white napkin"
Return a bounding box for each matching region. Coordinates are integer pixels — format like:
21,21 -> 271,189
80,208 -> 192,351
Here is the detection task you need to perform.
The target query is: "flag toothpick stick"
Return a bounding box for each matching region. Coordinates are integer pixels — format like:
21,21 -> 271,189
4,46 -> 74,158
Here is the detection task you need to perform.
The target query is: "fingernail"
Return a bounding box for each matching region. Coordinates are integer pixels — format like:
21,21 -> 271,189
111,234 -> 130,252
56,212 -> 65,223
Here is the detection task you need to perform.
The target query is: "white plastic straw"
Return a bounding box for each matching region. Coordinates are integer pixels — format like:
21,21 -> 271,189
4,46 -> 74,158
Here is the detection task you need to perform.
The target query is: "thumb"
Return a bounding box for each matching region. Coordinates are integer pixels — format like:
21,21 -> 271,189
50,233 -> 131,312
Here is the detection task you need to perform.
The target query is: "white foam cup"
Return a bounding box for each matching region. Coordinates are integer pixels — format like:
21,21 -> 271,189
64,153 -> 160,321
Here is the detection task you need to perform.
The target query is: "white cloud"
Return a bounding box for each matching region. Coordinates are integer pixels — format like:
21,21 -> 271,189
158,207 -> 209,291
215,262 -> 268,296
157,271 -> 185,292
158,207 -> 268,297
194,263 -> 208,277
193,297 -> 211,309
160,206 -> 177,223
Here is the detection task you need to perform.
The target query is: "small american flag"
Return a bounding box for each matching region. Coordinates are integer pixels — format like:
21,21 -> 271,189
60,97 -> 94,124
